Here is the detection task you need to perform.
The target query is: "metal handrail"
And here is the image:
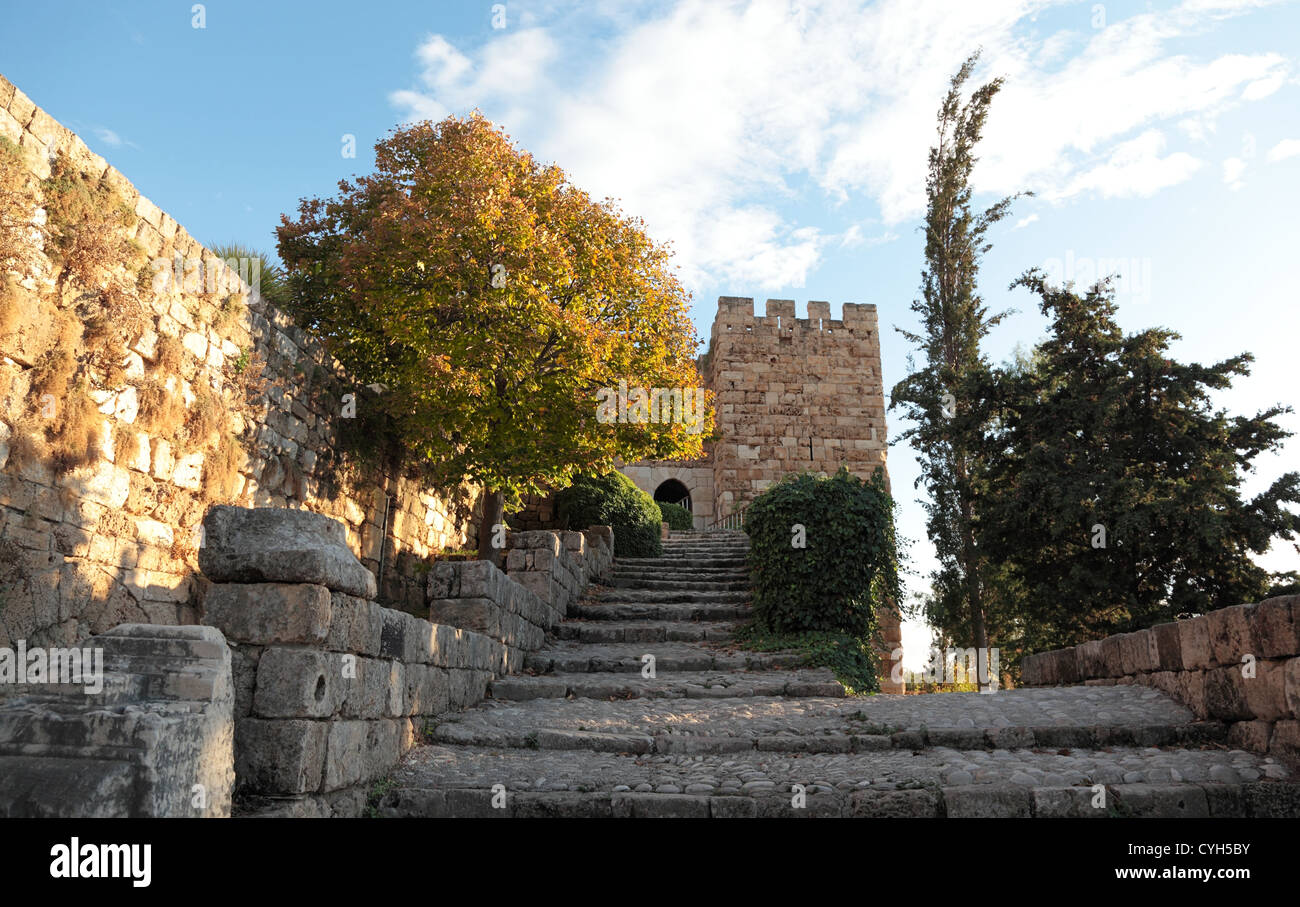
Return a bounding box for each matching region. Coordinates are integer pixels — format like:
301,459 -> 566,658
707,505 -> 748,531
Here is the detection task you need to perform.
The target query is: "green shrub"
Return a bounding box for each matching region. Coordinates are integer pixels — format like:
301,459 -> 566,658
556,472 -> 662,557
658,501 -> 694,531
732,623 -> 881,694
745,467 -> 901,638
208,242 -> 289,307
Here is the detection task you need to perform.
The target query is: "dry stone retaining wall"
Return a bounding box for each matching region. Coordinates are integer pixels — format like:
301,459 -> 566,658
1021,596 -> 1300,763
0,72 -> 479,653
425,527 -> 611,675
505,528 -> 608,618
198,505 -> 503,817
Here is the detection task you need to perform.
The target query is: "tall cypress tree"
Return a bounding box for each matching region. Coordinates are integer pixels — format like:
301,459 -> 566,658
890,52 -> 1024,673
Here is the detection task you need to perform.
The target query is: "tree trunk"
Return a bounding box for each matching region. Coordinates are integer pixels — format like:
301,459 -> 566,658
960,496 -> 990,690
478,489 -> 506,567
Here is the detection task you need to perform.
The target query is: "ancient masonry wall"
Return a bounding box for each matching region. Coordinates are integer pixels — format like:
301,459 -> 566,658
428,527 -> 613,673
0,504 -> 611,818
195,506 -> 499,817
0,73 -> 480,653
706,297 -> 888,517
1021,596 -> 1300,765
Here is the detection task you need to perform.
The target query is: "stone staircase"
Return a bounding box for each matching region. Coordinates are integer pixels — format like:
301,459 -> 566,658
381,531 -> 1300,817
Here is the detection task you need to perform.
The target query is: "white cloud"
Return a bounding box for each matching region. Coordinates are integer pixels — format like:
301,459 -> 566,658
389,0 -> 1294,293
1014,213 -> 1039,229
841,225 -> 899,248
1267,138 -> 1300,162
94,128 -> 123,147
1050,130 -> 1204,199
1222,156 -> 1247,188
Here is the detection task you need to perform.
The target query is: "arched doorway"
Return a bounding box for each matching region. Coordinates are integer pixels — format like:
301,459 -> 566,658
653,478 -> 692,512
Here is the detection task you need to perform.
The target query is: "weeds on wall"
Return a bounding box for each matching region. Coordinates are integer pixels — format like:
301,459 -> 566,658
0,141 -> 260,522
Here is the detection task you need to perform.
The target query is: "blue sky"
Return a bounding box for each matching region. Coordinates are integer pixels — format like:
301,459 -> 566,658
5,0 -> 1298,653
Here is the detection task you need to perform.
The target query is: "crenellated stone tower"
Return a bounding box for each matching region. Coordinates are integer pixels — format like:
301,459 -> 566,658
621,296 -> 902,691
705,296 -> 888,514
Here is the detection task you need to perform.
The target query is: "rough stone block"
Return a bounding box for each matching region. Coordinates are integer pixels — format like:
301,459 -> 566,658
612,792 -> 709,818
1285,657 -> 1300,720
848,788 -> 940,818
428,597 -> 500,638
1032,787 -> 1107,818
1226,720 -> 1273,752
252,648 -> 341,718
326,592 -> 383,656
1242,781 -> 1300,817
1075,639 -> 1105,679
1207,603 -> 1258,667
1177,616 -> 1212,670
1110,783 -> 1208,818
1255,595 -> 1300,658
943,785 -> 1032,818
1242,658 -> 1290,721
1176,670 -> 1208,719
199,505 -> 377,599
235,718 -> 327,796
379,608 -> 426,663
202,582 -> 331,646
1203,665 -> 1252,721
1099,634 -> 1126,677
1151,622 -> 1183,671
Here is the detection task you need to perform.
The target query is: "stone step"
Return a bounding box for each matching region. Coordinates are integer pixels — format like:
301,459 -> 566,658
487,669 -> 842,701
423,686 -> 1234,753
523,641 -> 804,674
423,686 -> 1227,750
665,540 -> 748,548
428,717 -> 1229,756
610,566 -> 750,582
568,601 -> 752,622
604,577 -> 750,591
592,588 -> 752,605
668,531 -> 747,539
617,556 -> 749,569
553,620 -> 738,644
382,744 -> 1300,817
651,551 -> 749,560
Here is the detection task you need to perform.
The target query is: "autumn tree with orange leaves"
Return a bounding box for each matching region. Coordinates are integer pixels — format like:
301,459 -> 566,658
277,113 -> 711,560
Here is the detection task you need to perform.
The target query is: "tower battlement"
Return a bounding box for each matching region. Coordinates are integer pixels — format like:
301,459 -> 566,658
712,297 -> 878,342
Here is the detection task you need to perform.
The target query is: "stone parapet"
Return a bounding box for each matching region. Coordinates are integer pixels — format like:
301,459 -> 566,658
197,506 -> 498,816
1021,596 -> 1300,765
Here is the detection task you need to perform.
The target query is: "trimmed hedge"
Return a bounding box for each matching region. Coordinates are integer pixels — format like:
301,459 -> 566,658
556,472 -> 662,558
658,501 -> 694,531
745,467 -> 900,639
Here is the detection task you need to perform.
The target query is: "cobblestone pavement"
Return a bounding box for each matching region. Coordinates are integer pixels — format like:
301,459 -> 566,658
388,531 -> 1298,818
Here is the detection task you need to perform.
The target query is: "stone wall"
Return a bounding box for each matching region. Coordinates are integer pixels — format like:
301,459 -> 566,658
506,529 -> 606,618
705,297 -> 888,518
1021,596 -> 1300,763
0,73 -> 480,652
198,506 -> 501,817
428,559 -> 553,673
0,623 -> 234,817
